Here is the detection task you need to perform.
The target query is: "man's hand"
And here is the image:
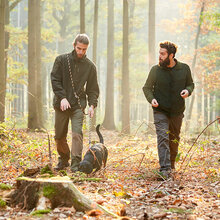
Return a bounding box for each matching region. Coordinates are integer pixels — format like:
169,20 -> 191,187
60,98 -> 71,111
151,99 -> 159,107
88,105 -> 94,118
180,89 -> 189,99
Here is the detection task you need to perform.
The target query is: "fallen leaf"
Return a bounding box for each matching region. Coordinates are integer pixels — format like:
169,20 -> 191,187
86,209 -> 103,217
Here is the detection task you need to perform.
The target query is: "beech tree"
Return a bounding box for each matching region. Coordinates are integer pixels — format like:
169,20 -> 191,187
147,0 -> 155,129
28,0 -> 44,129
0,0 -> 6,122
121,0 -> 130,133
102,0 -> 116,130
80,0 -> 85,33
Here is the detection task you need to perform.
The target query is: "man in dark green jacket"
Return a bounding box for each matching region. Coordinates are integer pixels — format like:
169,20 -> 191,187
143,41 -> 194,179
51,34 -> 99,171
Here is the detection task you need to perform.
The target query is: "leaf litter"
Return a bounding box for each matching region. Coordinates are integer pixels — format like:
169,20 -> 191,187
0,125 -> 219,219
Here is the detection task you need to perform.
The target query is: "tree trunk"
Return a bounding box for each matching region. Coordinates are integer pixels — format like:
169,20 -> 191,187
4,0 -> 22,119
186,1 -> 205,127
9,177 -> 118,218
147,0 -> 155,132
204,93 -> 208,125
91,0 -> 99,131
0,0 -> 6,122
121,0 -> 130,134
80,0 -> 85,33
102,0 -> 116,130
209,94 -> 213,122
28,0 -> 44,130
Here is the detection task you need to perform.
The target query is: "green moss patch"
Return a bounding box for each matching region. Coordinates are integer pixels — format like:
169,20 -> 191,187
167,207 -> 192,214
0,198 -> 6,208
40,164 -> 53,175
0,183 -> 12,190
43,185 -> 56,199
31,209 -> 51,216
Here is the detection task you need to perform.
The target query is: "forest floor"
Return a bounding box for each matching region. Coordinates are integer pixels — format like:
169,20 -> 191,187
0,122 -> 219,220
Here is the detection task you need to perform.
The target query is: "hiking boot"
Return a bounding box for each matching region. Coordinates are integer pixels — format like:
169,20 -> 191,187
160,170 -> 171,180
70,156 -> 81,172
155,169 -> 171,181
54,158 -> 69,171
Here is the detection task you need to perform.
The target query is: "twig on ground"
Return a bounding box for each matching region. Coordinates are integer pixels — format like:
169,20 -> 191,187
102,153 -> 146,171
7,121 -> 16,137
144,122 -> 156,134
179,117 -> 220,183
134,121 -> 145,136
44,129 -> 52,167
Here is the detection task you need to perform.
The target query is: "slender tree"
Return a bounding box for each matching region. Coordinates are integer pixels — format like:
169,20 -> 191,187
102,0 -> 115,130
186,1 -> 205,126
92,0 -> 98,64
121,0 -> 130,133
52,0 -> 71,54
147,0 -> 155,128
0,0 -> 6,122
91,0 -> 99,130
28,0 -> 43,129
80,0 -> 85,33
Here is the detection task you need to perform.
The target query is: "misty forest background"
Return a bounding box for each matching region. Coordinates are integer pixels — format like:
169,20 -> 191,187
0,0 -> 219,135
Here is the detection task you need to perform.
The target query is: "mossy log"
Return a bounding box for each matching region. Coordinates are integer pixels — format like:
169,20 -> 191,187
9,176 -> 118,218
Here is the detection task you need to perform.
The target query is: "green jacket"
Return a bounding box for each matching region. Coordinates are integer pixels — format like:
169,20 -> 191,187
51,50 -> 99,110
143,60 -> 194,117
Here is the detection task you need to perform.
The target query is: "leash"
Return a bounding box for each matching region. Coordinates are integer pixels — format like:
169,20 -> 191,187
67,54 -> 87,115
89,116 -> 92,148
67,54 -> 94,150
88,117 -> 101,169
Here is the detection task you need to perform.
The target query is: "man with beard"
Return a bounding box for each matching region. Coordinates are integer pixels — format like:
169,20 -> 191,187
51,34 -> 99,172
143,41 -> 194,179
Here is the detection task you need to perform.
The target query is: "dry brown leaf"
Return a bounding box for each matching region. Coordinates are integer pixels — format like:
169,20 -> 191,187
86,209 -> 103,217
96,199 -> 106,205
120,205 -> 126,216
153,212 -> 167,219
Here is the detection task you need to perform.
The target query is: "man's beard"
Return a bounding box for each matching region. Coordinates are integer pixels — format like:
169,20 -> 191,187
159,56 -> 170,68
76,53 -> 84,59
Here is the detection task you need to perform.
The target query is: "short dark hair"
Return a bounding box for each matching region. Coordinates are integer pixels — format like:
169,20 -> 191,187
159,41 -> 177,57
74,34 -> 90,46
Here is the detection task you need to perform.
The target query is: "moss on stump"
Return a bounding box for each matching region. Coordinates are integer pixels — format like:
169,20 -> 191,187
9,176 -> 118,218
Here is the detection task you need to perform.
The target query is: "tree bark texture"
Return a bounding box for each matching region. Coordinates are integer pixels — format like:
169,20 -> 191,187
122,0 -> 130,134
103,0 -> 116,130
147,0 -> 155,127
80,0 -> 85,33
0,0 -> 6,122
186,1 -> 205,125
91,0 -> 99,130
9,177 -> 118,218
28,0 -> 44,129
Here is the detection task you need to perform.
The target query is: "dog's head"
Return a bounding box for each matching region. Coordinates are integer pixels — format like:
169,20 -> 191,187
79,160 -> 93,174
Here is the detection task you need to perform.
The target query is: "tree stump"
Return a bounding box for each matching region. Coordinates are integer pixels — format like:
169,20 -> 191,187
9,176 -> 118,218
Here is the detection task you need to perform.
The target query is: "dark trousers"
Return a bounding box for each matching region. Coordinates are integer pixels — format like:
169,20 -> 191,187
54,108 -> 84,161
153,110 -> 183,171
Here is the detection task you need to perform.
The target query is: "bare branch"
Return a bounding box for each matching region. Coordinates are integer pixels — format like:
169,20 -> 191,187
9,0 -> 22,11
179,117 -> 220,182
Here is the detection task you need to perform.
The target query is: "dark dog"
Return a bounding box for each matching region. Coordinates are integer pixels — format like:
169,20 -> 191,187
79,124 -> 108,174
